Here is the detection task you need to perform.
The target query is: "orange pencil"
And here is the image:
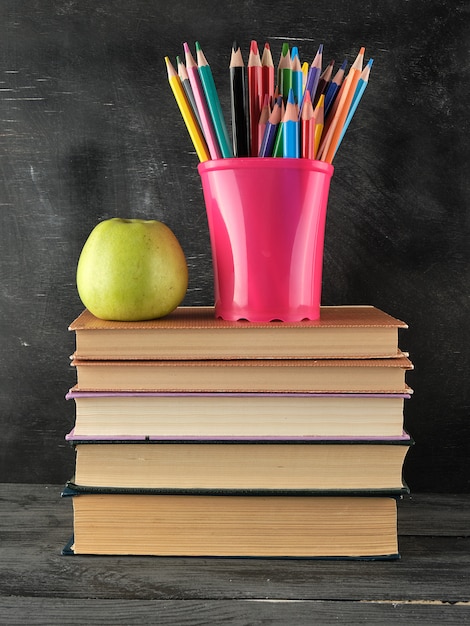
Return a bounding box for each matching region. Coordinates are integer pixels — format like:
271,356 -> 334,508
319,47 -> 365,163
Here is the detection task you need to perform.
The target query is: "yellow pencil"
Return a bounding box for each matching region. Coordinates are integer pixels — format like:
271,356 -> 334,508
314,94 -> 324,157
164,56 -> 210,162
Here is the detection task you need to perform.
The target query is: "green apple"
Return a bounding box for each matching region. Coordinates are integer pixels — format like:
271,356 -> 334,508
76,218 -> 188,321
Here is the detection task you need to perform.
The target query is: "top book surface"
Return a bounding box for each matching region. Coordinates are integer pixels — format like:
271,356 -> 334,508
69,305 -> 407,360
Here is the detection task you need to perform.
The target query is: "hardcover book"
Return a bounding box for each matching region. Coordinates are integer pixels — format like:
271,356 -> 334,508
62,489 -> 401,559
69,305 -> 408,360
66,433 -> 412,492
66,389 -> 412,438
70,354 -> 413,393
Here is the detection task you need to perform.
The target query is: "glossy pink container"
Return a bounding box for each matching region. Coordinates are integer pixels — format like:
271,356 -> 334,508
198,158 -> 334,322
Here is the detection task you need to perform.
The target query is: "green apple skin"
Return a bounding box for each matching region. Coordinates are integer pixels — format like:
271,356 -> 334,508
76,218 -> 188,321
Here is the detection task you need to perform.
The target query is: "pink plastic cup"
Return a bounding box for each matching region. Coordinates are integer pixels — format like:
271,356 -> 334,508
198,157 -> 334,322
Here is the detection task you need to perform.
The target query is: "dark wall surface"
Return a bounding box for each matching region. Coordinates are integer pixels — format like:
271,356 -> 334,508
1,0 -> 469,490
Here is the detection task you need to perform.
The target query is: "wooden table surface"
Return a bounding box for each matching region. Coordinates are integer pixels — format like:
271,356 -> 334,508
1,485 -> 469,624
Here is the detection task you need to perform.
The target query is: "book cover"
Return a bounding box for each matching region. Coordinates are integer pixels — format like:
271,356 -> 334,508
70,354 -> 413,393
69,305 -> 408,360
66,389 -> 412,438
65,433 -> 412,492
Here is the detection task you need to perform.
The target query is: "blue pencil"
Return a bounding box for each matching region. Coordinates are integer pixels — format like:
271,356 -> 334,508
334,59 -> 373,157
291,47 -> 303,105
283,89 -> 300,158
324,59 -> 347,116
259,96 -> 283,157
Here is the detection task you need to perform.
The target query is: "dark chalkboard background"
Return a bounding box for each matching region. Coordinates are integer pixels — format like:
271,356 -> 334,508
1,0 -> 469,491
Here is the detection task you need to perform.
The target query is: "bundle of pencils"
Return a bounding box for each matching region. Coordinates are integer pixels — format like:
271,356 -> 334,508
165,40 -> 373,165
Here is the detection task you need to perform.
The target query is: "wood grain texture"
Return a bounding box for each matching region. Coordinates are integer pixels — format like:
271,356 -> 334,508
0,1 -> 469,490
0,485 -> 469,624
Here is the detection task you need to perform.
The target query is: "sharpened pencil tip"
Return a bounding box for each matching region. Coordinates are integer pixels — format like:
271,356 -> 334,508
195,41 -> 202,52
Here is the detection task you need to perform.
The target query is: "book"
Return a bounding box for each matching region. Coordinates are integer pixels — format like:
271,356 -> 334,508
70,354 -> 413,393
69,305 -> 408,360
66,389 -> 412,438
66,434 -> 412,492
62,490 -> 400,558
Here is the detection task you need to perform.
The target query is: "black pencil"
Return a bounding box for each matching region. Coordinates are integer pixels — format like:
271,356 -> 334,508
229,42 -> 249,157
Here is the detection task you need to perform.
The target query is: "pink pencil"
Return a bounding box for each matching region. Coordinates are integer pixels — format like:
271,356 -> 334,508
183,42 -> 221,159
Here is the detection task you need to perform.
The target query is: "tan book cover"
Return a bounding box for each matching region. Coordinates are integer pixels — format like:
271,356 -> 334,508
70,354 -> 413,393
69,305 -> 408,360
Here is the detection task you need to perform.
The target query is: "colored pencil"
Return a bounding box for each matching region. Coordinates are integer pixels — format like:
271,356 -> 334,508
334,59 -> 373,157
299,44 -> 323,115
229,42 -> 249,157
272,100 -> 285,157
300,88 -> 315,159
248,40 -> 263,156
183,42 -> 221,160
164,56 -> 210,163
261,42 -> 275,104
258,95 -> 283,157
196,42 -> 233,158
301,61 -> 309,90
277,43 -> 290,91
176,56 -> 202,130
314,94 -> 325,157
283,89 -> 300,158
319,47 -> 365,163
313,58 -> 334,106
291,47 -> 304,105
257,94 -> 271,153
324,59 -> 347,116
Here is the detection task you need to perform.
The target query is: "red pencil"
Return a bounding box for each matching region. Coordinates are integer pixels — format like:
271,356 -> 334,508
301,89 -> 315,159
261,42 -> 275,104
248,40 -> 263,156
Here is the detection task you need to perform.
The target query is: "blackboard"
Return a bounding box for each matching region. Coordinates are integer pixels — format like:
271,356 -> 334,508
1,0 -> 469,491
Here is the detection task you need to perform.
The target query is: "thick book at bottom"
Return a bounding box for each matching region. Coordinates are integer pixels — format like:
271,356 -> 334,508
62,487 -> 400,559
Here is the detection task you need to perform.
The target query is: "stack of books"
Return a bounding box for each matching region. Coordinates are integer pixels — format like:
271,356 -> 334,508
62,305 -> 413,559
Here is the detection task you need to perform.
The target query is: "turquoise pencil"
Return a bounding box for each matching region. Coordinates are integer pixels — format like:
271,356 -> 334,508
283,89 -> 300,158
334,58 -> 373,157
196,42 -> 233,158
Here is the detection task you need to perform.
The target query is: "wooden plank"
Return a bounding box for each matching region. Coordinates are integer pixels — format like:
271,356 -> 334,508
398,493 -> 470,536
0,597 -> 469,626
2,536 -> 468,602
1,485 -> 469,603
